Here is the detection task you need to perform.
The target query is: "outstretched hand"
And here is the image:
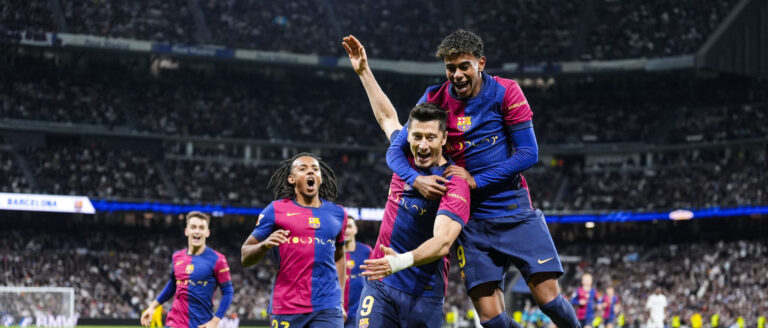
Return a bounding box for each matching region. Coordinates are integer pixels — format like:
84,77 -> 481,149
342,35 -> 368,75
360,245 -> 398,280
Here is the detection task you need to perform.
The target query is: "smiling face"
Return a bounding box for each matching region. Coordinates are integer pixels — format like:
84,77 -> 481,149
444,53 -> 486,99
408,119 -> 447,169
288,155 -> 323,200
185,216 -> 210,249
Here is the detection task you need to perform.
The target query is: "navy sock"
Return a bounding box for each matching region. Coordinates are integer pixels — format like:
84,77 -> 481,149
480,312 -> 522,328
540,295 -> 581,328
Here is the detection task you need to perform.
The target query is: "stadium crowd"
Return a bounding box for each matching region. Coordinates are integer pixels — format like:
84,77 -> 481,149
3,59 -> 766,147
562,239 -> 768,327
61,0 -> 196,44
0,141 -> 764,211
559,147 -> 768,212
25,145 -> 170,201
2,0 -> 741,61
3,214 -> 767,326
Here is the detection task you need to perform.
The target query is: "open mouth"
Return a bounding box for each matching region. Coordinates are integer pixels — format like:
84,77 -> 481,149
416,152 -> 431,165
453,80 -> 470,94
192,235 -> 202,243
306,176 -> 316,192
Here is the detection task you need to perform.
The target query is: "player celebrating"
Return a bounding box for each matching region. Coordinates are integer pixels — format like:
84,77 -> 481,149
241,153 -> 347,327
140,211 -> 233,328
343,35 -> 471,328
570,273 -> 599,328
343,216 -> 373,328
385,30 -> 580,328
601,286 -> 621,328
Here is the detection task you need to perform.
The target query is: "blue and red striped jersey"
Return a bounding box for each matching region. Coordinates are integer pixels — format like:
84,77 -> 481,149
251,198 -> 347,315
571,287 -> 600,320
344,242 -> 373,315
602,294 -> 620,319
389,72 -> 535,220
372,159 -> 470,297
165,247 -> 231,328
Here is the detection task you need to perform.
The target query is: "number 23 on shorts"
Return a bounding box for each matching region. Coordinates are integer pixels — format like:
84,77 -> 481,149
271,319 -> 289,328
359,295 -> 375,316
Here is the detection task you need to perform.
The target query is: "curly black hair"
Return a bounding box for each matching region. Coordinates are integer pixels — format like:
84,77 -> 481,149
266,152 -> 339,201
435,29 -> 484,59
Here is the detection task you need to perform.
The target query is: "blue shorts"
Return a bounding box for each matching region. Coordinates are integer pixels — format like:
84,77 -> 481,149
604,316 -> 616,324
271,308 -> 343,328
344,315 -> 357,328
457,209 -> 563,291
356,279 -> 444,328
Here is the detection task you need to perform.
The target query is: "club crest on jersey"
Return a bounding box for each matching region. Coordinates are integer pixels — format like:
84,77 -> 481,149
185,264 -> 194,274
359,318 -> 369,328
347,260 -> 355,268
457,116 -> 472,131
308,217 -> 321,229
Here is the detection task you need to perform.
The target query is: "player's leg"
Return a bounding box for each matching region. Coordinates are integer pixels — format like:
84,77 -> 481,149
468,285 -> 521,328
459,220 -> 521,328
307,308 -> 344,328
492,210 -> 580,328
356,280 -> 400,328
399,293 -> 444,328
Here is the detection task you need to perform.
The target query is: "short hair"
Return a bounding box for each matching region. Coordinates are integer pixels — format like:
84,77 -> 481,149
186,211 -> 211,226
346,214 -> 356,223
408,103 -> 447,133
436,29 -> 484,59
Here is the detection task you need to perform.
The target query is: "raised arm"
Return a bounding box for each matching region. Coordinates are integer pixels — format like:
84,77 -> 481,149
343,35 -> 402,140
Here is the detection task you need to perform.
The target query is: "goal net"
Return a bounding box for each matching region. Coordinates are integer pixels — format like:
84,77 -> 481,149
0,286 -> 76,327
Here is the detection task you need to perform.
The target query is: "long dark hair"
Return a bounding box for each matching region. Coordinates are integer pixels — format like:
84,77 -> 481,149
266,152 -> 339,201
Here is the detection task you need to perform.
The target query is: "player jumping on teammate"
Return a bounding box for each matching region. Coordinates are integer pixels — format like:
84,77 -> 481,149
385,30 -> 580,328
343,35 -> 471,328
140,211 -> 233,328
241,153 -> 348,328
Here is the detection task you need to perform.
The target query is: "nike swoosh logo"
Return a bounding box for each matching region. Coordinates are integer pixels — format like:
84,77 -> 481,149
286,212 -> 300,216
175,261 -> 184,266
538,257 -> 553,264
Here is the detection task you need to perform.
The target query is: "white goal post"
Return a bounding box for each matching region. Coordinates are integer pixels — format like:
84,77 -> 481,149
0,286 -> 76,327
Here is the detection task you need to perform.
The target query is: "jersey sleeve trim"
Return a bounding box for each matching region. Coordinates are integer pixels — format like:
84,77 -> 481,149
437,209 -> 466,227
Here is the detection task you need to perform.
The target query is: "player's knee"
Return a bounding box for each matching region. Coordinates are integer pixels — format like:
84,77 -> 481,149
527,273 -> 560,305
469,282 -> 505,321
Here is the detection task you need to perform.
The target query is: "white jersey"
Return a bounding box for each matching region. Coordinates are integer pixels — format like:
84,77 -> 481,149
646,293 -> 668,319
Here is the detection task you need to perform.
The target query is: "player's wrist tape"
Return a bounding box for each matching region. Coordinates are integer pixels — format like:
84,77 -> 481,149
386,252 -> 414,273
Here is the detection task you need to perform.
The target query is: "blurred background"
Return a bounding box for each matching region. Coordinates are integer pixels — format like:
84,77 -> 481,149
0,0 -> 766,327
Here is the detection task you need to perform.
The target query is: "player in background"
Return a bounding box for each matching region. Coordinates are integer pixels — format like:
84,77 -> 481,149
645,287 -> 668,328
385,29 -> 580,328
571,273 -> 599,328
140,211 -> 233,328
343,35 -> 471,328
601,286 -> 621,328
241,153 -> 347,327
343,215 -> 373,328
